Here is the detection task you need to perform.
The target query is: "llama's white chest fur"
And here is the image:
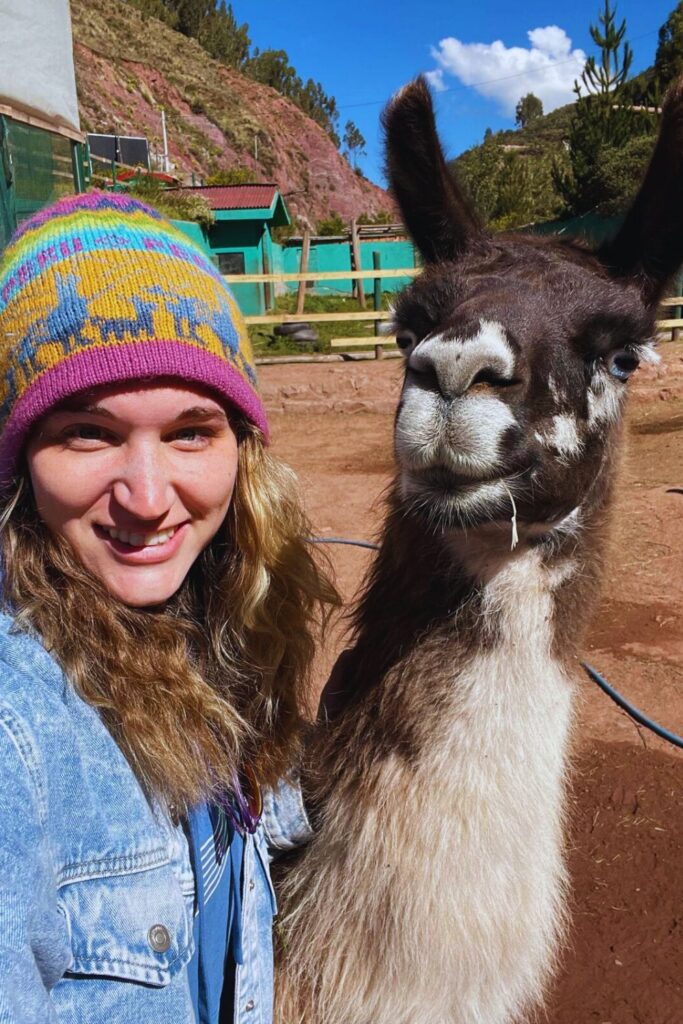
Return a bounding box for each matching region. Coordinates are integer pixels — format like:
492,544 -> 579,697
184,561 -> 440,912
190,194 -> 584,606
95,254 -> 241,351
385,549 -> 574,1023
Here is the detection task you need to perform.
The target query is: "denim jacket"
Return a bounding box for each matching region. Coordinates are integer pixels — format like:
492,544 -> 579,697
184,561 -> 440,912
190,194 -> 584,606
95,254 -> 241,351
0,610 -> 312,1024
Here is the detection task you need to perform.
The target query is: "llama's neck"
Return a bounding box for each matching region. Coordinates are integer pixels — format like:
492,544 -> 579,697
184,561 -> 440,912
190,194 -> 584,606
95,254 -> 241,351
370,535 -> 580,773
342,493 -> 607,717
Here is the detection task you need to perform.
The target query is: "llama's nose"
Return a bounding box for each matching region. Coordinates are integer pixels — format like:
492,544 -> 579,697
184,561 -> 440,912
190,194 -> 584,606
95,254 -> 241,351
408,330 -> 517,398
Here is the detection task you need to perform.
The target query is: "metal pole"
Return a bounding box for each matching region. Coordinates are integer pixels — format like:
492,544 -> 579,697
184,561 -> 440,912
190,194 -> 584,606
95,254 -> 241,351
71,142 -> 83,193
161,108 -> 169,174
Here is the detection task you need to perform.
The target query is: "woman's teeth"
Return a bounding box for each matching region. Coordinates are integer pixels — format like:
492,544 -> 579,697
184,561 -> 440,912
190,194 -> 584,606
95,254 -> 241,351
103,526 -> 177,548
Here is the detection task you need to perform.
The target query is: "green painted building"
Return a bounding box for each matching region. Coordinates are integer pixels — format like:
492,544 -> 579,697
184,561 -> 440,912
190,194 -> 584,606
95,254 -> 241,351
175,184 -> 290,316
275,233 -> 417,296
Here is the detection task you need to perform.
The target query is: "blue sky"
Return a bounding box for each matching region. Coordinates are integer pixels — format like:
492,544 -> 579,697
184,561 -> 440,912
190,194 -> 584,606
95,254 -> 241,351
240,0 -> 677,185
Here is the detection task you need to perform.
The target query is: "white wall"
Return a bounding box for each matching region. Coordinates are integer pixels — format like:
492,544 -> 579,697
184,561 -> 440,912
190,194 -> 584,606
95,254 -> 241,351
0,0 -> 80,135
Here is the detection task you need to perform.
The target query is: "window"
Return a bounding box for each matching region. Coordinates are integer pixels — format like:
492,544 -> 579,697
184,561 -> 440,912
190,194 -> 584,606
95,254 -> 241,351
218,252 -> 245,275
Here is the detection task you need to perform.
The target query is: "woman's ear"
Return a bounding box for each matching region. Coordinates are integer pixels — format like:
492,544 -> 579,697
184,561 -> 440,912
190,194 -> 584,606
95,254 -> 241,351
599,75 -> 683,307
382,76 -> 484,264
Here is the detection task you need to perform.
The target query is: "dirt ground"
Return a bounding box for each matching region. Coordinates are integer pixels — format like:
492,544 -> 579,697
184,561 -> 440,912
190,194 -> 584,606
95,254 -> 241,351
259,342 -> 683,1024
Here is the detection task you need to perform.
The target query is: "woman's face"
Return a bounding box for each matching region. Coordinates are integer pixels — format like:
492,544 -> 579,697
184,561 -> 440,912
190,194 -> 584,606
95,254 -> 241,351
26,382 -> 239,607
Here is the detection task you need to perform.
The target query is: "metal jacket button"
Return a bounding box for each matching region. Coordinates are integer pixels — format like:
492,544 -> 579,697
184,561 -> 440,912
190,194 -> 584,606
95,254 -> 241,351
148,924 -> 172,953
245,999 -> 255,1011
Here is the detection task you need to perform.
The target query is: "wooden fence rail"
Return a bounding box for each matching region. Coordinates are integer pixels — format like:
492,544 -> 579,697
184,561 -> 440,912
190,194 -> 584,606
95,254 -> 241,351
657,296 -> 683,337
223,268 -> 420,286
244,311 -> 390,325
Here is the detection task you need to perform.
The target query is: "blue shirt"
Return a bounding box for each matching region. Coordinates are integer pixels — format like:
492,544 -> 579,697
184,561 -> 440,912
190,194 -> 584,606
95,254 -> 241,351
186,803 -> 244,1024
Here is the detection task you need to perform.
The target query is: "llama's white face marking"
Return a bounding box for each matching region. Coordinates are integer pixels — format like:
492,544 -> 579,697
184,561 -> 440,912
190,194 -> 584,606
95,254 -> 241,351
396,320 -> 520,512
406,320 -> 516,388
547,376 -> 567,406
396,388 -> 518,475
535,414 -> 583,462
587,372 -> 624,428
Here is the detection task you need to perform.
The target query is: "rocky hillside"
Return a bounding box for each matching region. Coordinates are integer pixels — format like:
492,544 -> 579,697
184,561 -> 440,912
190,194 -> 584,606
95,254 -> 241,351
70,0 -> 393,227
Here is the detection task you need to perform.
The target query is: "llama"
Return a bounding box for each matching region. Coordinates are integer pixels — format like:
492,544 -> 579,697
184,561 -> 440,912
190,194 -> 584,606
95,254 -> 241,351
273,77 -> 683,1024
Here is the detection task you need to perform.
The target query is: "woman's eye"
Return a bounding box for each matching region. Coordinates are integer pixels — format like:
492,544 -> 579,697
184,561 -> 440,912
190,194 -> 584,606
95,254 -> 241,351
606,349 -> 640,381
64,424 -> 110,444
172,427 -> 211,445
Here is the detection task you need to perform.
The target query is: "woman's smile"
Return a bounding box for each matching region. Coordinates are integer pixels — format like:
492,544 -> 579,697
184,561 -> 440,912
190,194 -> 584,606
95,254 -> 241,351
94,521 -> 190,563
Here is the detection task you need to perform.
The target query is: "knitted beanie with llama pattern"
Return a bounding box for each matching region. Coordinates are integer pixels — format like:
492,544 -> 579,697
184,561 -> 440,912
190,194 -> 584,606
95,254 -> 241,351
0,190 -> 267,488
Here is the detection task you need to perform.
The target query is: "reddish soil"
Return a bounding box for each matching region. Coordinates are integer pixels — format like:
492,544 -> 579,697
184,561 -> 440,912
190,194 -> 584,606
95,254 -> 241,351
260,342 -> 683,1024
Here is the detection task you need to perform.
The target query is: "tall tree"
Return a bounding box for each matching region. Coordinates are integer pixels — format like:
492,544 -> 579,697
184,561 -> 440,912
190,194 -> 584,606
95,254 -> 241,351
515,94 -> 543,129
577,0 -> 632,100
171,0 -> 213,38
197,2 -> 251,67
343,121 -> 366,168
554,0 -> 655,215
654,2 -> 683,89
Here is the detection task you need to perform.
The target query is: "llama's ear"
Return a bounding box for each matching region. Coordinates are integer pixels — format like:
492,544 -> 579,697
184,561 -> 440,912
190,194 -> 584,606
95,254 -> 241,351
599,76 -> 683,306
382,77 -> 483,264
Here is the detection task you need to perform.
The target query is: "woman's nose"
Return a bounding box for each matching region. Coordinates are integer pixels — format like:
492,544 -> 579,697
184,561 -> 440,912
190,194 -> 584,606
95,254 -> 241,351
111,446 -> 174,521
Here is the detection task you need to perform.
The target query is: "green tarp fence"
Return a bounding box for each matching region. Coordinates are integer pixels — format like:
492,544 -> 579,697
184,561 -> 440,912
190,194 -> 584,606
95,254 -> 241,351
0,115 -> 88,251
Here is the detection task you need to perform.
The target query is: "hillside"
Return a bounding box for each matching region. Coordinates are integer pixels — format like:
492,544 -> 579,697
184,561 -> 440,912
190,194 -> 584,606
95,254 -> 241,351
69,0 -> 393,227
449,104 -> 575,230
451,103 -> 574,176
486,104 -> 574,157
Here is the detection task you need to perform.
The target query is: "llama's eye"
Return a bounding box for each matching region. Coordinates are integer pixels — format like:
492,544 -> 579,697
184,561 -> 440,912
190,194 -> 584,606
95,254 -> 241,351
395,330 -> 417,353
606,349 -> 640,381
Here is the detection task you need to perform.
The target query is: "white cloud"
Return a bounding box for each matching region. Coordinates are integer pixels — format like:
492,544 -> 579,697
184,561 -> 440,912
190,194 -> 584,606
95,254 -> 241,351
429,26 -> 586,116
424,68 -> 446,93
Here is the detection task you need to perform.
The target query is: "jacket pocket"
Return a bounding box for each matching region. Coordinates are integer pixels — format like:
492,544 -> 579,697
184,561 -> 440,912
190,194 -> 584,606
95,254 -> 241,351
58,859 -> 194,987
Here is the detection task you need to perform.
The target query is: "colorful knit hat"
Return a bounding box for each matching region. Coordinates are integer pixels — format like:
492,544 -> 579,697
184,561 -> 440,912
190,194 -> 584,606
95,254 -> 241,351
0,190 -> 267,487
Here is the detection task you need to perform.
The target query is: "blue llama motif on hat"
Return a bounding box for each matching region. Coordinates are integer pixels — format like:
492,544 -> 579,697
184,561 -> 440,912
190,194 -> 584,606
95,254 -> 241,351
1,274 -> 90,412
90,294 -> 159,344
149,286 -> 240,355
41,273 -> 91,355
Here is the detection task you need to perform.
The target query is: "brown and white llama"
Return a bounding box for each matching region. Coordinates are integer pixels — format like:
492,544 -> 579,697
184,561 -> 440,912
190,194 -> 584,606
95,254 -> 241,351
274,77 -> 683,1024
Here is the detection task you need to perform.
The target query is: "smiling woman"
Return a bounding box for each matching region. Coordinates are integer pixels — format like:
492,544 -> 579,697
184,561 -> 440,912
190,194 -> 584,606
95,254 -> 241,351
0,192 -> 339,1024
27,384 -> 240,607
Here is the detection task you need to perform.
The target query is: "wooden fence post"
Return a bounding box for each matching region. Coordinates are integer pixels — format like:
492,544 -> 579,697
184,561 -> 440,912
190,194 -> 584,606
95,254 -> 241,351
373,250 -> 383,359
350,219 -> 366,310
673,267 -> 683,341
262,239 -> 272,312
296,229 -> 311,315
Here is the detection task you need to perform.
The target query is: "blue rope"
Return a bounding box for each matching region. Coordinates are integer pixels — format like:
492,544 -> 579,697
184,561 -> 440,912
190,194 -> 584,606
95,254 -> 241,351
582,663 -> 683,750
308,535 -> 682,752
307,536 -> 380,551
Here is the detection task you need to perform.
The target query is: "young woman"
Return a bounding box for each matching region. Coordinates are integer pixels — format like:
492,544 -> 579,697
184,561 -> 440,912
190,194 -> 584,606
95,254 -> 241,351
0,191 -> 338,1023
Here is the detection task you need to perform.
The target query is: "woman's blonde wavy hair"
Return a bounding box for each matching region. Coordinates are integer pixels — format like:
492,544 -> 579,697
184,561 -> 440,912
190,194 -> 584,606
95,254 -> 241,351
0,422 -> 339,814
